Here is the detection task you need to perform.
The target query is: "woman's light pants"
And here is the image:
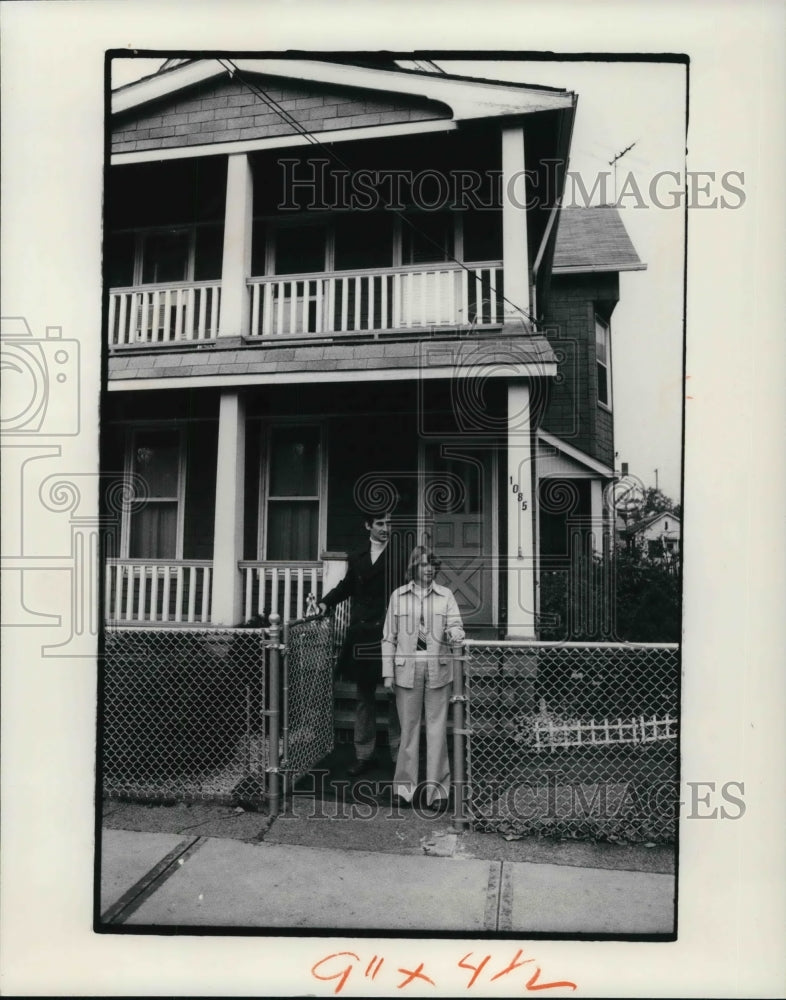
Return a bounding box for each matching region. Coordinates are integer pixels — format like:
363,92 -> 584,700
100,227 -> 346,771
393,658 -> 450,806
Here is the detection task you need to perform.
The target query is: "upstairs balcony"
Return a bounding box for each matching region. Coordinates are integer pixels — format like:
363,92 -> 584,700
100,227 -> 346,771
247,260 -> 503,338
109,280 -> 222,346
108,260 -> 503,348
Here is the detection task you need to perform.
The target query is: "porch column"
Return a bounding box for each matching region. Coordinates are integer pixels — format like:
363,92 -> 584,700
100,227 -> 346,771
502,125 -> 531,324
590,478 -> 604,555
219,153 -> 254,338
211,391 -> 246,625
506,380 -> 537,638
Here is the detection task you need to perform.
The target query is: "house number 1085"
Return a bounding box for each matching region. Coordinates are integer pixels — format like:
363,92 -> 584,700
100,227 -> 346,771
509,476 -> 528,510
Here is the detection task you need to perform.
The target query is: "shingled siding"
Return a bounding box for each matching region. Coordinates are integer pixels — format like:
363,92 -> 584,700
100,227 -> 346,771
541,273 -> 619,468
112,75 -> 450,154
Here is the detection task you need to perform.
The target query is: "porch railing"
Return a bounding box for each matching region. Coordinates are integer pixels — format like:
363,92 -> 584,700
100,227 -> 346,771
247,262 -> 503,338
240,561 -> 323,623
106,559 -> 212,624
108,281 -> 221,347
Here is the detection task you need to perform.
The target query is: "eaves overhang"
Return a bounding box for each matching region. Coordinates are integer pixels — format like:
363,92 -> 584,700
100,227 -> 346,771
107,333 -> 558,392
537,430 -> 615,478
112,57 -> 575,123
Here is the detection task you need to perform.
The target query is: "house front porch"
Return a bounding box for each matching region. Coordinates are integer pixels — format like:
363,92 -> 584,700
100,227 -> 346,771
102,371 -> 585,636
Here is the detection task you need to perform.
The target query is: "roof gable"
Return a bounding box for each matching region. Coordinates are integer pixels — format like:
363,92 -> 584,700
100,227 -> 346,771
112,58 -> 575,122
625,511 -> 681,535
112,72 -> 450,155
553,206 -> 645,274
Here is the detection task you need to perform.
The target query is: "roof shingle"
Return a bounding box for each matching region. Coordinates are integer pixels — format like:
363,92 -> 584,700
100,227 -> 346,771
553,206 -> 645,273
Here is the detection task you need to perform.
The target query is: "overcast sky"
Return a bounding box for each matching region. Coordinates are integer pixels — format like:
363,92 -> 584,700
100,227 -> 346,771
112,56 -> 685,500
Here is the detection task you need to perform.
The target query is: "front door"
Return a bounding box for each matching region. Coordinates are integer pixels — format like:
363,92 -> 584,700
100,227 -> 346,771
422,444 -> 495,632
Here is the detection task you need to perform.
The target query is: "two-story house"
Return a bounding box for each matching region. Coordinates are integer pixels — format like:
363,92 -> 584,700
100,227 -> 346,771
103,56 -> 643,639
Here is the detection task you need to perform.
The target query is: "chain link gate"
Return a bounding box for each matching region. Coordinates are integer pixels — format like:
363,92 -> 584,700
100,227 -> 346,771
102,611 -> 345,811
463,641 -> 680,843
102,627 -> 271,806
280,615 -> 338,787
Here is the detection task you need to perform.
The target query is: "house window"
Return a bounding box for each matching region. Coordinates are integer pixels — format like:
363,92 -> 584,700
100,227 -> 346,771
595,316 -> 612,409
334,213 -> 394,271
272,223 -> 329,275
264,425 -> 322,561
402,211 -> 454,265
126,428 -> 184,559
141,229 -> 191,284
107,224 -> 224,287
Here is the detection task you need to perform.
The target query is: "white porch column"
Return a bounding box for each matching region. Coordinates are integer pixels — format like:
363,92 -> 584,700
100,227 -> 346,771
211,391 -> 246,625
219,153 -> 254,338
590,478 -> 604,555
506,380 -> 537,638
502,125 -> 531,323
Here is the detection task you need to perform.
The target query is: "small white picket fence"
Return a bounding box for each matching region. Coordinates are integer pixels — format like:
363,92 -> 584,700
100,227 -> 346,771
532,713 -> 678,750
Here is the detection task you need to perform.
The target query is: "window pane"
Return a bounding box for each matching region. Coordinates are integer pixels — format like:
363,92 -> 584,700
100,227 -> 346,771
193,224 -> 224,280
251,220 -> 267,276
334,213 -> 393,270
129,502 -> 178,559
462,208 -> 502,262
133,430 -> 180,498
269,426 -> 319,496
402,213 -> 453,265
597,364 -> 609,406
274,225 -> 326,275
142,230 -> 190,283
595,320 -> 608,364
427,455 -> 480,514
267,502 -> 318,560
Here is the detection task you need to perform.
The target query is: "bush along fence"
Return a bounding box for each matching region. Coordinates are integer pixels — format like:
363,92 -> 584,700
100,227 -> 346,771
101,616 -> 679,843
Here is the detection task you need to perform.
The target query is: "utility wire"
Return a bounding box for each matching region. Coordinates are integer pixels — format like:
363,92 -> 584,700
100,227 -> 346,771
217,58 -> 537,326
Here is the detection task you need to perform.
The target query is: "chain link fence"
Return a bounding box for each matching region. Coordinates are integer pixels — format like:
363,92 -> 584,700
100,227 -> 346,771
281,616 -> 336,778
102,627 -> 270,806
464,641 -> 680,843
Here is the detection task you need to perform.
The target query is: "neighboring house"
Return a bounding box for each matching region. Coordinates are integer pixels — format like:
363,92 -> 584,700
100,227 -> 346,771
103,57 -> 644,638
621,511 -> 682,562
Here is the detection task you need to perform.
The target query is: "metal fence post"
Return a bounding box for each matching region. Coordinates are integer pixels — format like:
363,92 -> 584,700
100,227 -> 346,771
451,640 -> 469,830
281,617 -> 290,803
267,612 -> 282,818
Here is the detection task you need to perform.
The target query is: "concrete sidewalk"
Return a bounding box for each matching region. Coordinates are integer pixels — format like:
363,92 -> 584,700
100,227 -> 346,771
99,825 -> 676,934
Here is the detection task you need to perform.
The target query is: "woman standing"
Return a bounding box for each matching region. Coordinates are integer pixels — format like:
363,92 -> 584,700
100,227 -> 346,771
381,547 -> 465,812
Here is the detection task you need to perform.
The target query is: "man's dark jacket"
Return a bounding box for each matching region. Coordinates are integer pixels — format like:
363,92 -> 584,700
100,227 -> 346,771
321,544 -> 404,686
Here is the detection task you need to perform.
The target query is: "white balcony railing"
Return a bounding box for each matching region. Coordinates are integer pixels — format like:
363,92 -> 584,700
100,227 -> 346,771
247,262 -> 503,338
109,281 -> 221,347
240,561 -> 323,623
106,559 -> 212,624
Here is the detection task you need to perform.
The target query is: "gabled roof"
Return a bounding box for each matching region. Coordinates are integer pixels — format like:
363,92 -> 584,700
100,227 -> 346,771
552,206 -> 645,274
112,57 -> 575,122
623,510 -> 681,536
537,430 -> 615,478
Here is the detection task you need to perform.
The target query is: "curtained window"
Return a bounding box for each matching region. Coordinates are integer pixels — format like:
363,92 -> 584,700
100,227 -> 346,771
265,425 -> 321,561
128,429 -> 182,559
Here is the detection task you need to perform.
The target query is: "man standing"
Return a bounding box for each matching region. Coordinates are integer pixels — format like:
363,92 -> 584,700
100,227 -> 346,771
319,513 -> 402,776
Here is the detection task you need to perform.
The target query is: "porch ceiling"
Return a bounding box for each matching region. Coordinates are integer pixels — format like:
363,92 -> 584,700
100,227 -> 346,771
107,333 -> 557,390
